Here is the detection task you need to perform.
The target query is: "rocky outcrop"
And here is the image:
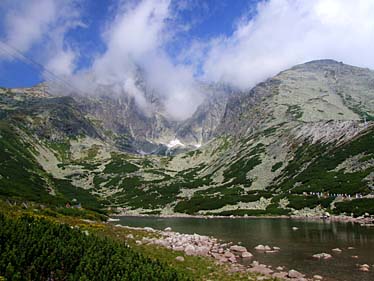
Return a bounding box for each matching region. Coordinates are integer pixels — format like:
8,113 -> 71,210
312,253 -> 332,260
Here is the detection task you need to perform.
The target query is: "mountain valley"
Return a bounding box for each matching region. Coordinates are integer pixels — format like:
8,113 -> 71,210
1,59 -> 374,217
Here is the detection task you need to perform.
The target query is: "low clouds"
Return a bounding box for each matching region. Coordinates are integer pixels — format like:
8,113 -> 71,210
201,0 -> 374,89
75,0 -> 202,120
2,0 -> 374,120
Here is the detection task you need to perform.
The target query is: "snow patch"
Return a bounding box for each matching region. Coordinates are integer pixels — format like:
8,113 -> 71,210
167,139 -> 185,148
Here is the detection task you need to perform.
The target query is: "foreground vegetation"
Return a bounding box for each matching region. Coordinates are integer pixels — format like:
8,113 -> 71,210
0,201 -> 274,281
0,215 -> 186,281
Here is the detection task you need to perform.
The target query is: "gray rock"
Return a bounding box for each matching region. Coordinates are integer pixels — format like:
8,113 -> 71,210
224,251 -> 235,258
229,245 -> 248,253
175,256 -> 185,262
255,244 -> 266,251
195,246 -> 210,256
273,272 -> 288,279
144,227 -> 155,232
312,253 -> 332,260
288,269 -> 305,278
241,251 -> 253,258
184,245 -> 195,256
173,246 -> 184,251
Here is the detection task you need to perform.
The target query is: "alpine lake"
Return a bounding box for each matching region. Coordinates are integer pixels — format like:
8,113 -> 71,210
114,216 -> 374,281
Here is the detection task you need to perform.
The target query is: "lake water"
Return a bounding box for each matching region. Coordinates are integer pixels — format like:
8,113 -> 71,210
115,216 -> 374,281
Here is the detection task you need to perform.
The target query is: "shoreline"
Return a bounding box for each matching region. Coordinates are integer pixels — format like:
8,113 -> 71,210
111,212 -> 374,225
110,214 -> 374,280
113,223 -> 325,280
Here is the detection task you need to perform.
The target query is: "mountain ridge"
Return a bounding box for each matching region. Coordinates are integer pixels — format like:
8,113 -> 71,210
1,59 -> 374,217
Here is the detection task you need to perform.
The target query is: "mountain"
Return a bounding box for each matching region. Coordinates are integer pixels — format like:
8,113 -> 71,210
0,59 -> 373,217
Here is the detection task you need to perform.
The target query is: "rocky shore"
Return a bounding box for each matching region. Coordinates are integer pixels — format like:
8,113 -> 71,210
113,212 -> 374,227
116,224 -> 322,281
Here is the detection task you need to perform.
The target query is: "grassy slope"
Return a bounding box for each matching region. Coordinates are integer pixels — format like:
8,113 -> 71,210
0,200 -> 276,281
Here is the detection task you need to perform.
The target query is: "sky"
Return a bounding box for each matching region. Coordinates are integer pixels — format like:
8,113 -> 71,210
1,0 -> 374,120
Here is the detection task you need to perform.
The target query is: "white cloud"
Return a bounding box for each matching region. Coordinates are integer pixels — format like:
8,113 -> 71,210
3,0 -> 374,120
75,0 -> 202,120
1,0 -> 83,76
2,0 -> 56,53
201,0 -> 374,89
45,49 -> 76,77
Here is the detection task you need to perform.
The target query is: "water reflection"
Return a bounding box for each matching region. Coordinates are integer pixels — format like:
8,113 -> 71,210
115,217 -> 374,281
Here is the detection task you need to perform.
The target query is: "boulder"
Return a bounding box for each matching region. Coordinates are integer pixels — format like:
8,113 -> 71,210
144,227 -> 155,232
211,253 -> 222,260
249,265 -> 273,275
292,227 -> 299,231
173,246 -> 184,252
228,256 -> 237,263
273,246 -> 281,251
219,257 -> 228,263
313,275 -> 323,280
273,272 -> 288,279
230,245 -> 248,253
264,245 -> 272,251
224,251 -> 235,258
241,251 -> 253,258
358,264 -> 370,272
195,246 -> 210,256
126,234 -> 134,239
312,253 -> 332,260
288,269 -> 305,278
252,260 -> 260,266
332,248 -> 342,253
164,227 -> 172,232
175,256 -> 185,262
255,244 -> 266,251
185,245 -> 195,256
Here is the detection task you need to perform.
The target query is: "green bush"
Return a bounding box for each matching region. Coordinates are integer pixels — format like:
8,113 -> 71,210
0,215 -> 187,281
333,198 -> 374,217
287,195 -> 333,210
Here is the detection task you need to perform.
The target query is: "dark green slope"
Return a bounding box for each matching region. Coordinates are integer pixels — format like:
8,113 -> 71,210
0,121 -> 103,211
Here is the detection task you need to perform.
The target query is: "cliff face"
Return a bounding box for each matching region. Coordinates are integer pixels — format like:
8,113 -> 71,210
1,60 -> 373,216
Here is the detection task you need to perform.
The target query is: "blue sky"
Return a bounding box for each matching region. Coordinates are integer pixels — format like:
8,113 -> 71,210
0,0 -> 259,88
1,0 -> 374,119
